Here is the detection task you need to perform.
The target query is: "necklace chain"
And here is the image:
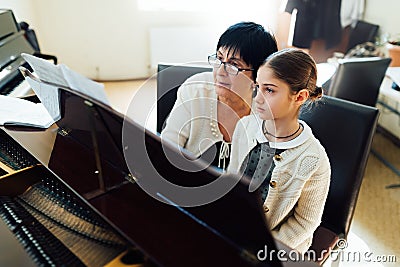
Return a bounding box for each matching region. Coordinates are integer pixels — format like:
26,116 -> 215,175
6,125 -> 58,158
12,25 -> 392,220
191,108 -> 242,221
263,121 -> 302,139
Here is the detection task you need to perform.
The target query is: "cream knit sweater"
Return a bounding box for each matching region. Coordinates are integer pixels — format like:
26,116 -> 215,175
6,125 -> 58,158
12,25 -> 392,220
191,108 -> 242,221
161,72 -> 231,167
228,115 -> 331,254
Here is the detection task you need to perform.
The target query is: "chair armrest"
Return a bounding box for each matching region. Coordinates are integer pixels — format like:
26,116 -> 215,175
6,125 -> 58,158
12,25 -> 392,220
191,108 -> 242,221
308,226 -> 339,265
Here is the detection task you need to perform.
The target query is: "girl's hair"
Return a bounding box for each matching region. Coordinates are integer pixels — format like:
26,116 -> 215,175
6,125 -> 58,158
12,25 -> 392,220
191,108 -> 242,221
263,48 -> 322,101
217,22 -> 278,81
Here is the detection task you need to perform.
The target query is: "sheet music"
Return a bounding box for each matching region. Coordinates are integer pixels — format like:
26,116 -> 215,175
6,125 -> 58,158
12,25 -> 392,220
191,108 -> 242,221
21,53 -> 109,105
0,95 -> 54,128
25,76 -> 60,121
59,64 -> 109,105
21,53 -> 68,87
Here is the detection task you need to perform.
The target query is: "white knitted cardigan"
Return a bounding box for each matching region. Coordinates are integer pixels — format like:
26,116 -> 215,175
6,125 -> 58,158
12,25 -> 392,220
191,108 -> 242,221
228,115 -> 331,253
161,72 -> 231,169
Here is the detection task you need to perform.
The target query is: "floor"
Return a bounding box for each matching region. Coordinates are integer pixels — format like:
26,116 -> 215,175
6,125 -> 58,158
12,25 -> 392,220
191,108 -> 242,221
341,133 -> 400,267
103,78 -> 400,267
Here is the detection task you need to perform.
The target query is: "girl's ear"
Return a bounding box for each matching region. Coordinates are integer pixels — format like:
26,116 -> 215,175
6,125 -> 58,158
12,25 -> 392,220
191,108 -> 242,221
295,89 -> 309,105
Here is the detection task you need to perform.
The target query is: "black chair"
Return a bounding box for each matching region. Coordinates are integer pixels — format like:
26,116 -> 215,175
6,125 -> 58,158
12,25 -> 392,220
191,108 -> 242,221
346,20 -> 379,53
156,63 -> 211,133
300,96 -> 379,264
326,57 -> 391,107
325,57 -> 397,184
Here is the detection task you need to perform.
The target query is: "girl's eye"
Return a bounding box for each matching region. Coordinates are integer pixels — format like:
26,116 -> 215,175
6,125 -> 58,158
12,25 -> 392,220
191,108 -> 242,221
264,87 -> 274,94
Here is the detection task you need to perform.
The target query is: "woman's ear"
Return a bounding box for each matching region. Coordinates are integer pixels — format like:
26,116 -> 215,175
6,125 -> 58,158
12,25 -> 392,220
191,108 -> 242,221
295,89 -> 309,105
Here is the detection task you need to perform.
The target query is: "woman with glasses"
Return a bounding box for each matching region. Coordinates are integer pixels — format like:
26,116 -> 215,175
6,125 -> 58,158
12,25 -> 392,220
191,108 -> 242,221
228,48 -> 331,254
161,22 -> 277,171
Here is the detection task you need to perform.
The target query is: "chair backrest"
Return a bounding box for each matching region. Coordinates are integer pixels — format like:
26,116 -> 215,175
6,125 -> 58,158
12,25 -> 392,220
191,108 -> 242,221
156,64 -> 212,133
346,20 -> 379,53
19,21 -> 41,52
326,57 -> 391,107
299,96 -> 379,237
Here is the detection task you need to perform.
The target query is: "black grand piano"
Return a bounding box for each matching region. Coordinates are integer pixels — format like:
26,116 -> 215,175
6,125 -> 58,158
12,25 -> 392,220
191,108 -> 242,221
0,9 -> 318,267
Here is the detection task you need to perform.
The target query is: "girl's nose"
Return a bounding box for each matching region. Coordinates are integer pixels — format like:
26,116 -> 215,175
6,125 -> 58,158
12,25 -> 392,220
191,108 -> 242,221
254,87 -> 264,103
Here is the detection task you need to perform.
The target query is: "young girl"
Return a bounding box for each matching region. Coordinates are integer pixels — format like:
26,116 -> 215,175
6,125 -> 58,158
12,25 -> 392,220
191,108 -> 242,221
228,48 -> 331,254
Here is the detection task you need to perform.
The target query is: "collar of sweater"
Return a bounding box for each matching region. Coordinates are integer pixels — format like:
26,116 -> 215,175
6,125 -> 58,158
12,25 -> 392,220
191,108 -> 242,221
255,119 -> 312,150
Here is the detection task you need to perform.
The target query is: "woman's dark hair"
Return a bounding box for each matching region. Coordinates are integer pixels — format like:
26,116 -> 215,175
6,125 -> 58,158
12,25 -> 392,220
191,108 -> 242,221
217,22 -> 278,81
263,48 -> 322,101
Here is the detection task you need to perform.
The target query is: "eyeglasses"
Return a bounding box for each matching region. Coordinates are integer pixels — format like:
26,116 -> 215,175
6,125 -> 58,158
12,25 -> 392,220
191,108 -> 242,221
208,54 -> 253,76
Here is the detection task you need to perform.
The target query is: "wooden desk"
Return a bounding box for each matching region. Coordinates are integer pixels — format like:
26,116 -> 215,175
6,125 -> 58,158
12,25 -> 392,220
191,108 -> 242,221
316,62 -> 337,87
375,76 -> 400,178
377,76 -> 400,140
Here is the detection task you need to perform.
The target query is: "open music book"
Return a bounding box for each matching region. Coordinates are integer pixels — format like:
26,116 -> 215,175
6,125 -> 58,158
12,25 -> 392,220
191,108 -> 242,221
1,54 -> 109,129
0,94 -> 54,128
21,53 -> 109,105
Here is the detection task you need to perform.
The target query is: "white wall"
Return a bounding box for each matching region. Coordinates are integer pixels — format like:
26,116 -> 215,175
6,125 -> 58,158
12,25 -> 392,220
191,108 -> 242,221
2,0 -> 37,23
2,0 -> 280,80
364,0 -> 400,39
6,1 -> 399,80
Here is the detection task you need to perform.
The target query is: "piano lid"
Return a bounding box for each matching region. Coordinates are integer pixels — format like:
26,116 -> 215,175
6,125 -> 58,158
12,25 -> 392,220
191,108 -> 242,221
0,9 -> 35,96
0,32 -> 34,76
0,9 -> 19,41
40,83 -> 282,266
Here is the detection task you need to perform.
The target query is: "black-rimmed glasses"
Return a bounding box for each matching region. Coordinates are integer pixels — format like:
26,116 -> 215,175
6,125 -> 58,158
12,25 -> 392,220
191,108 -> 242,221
208,54 -> 253,76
